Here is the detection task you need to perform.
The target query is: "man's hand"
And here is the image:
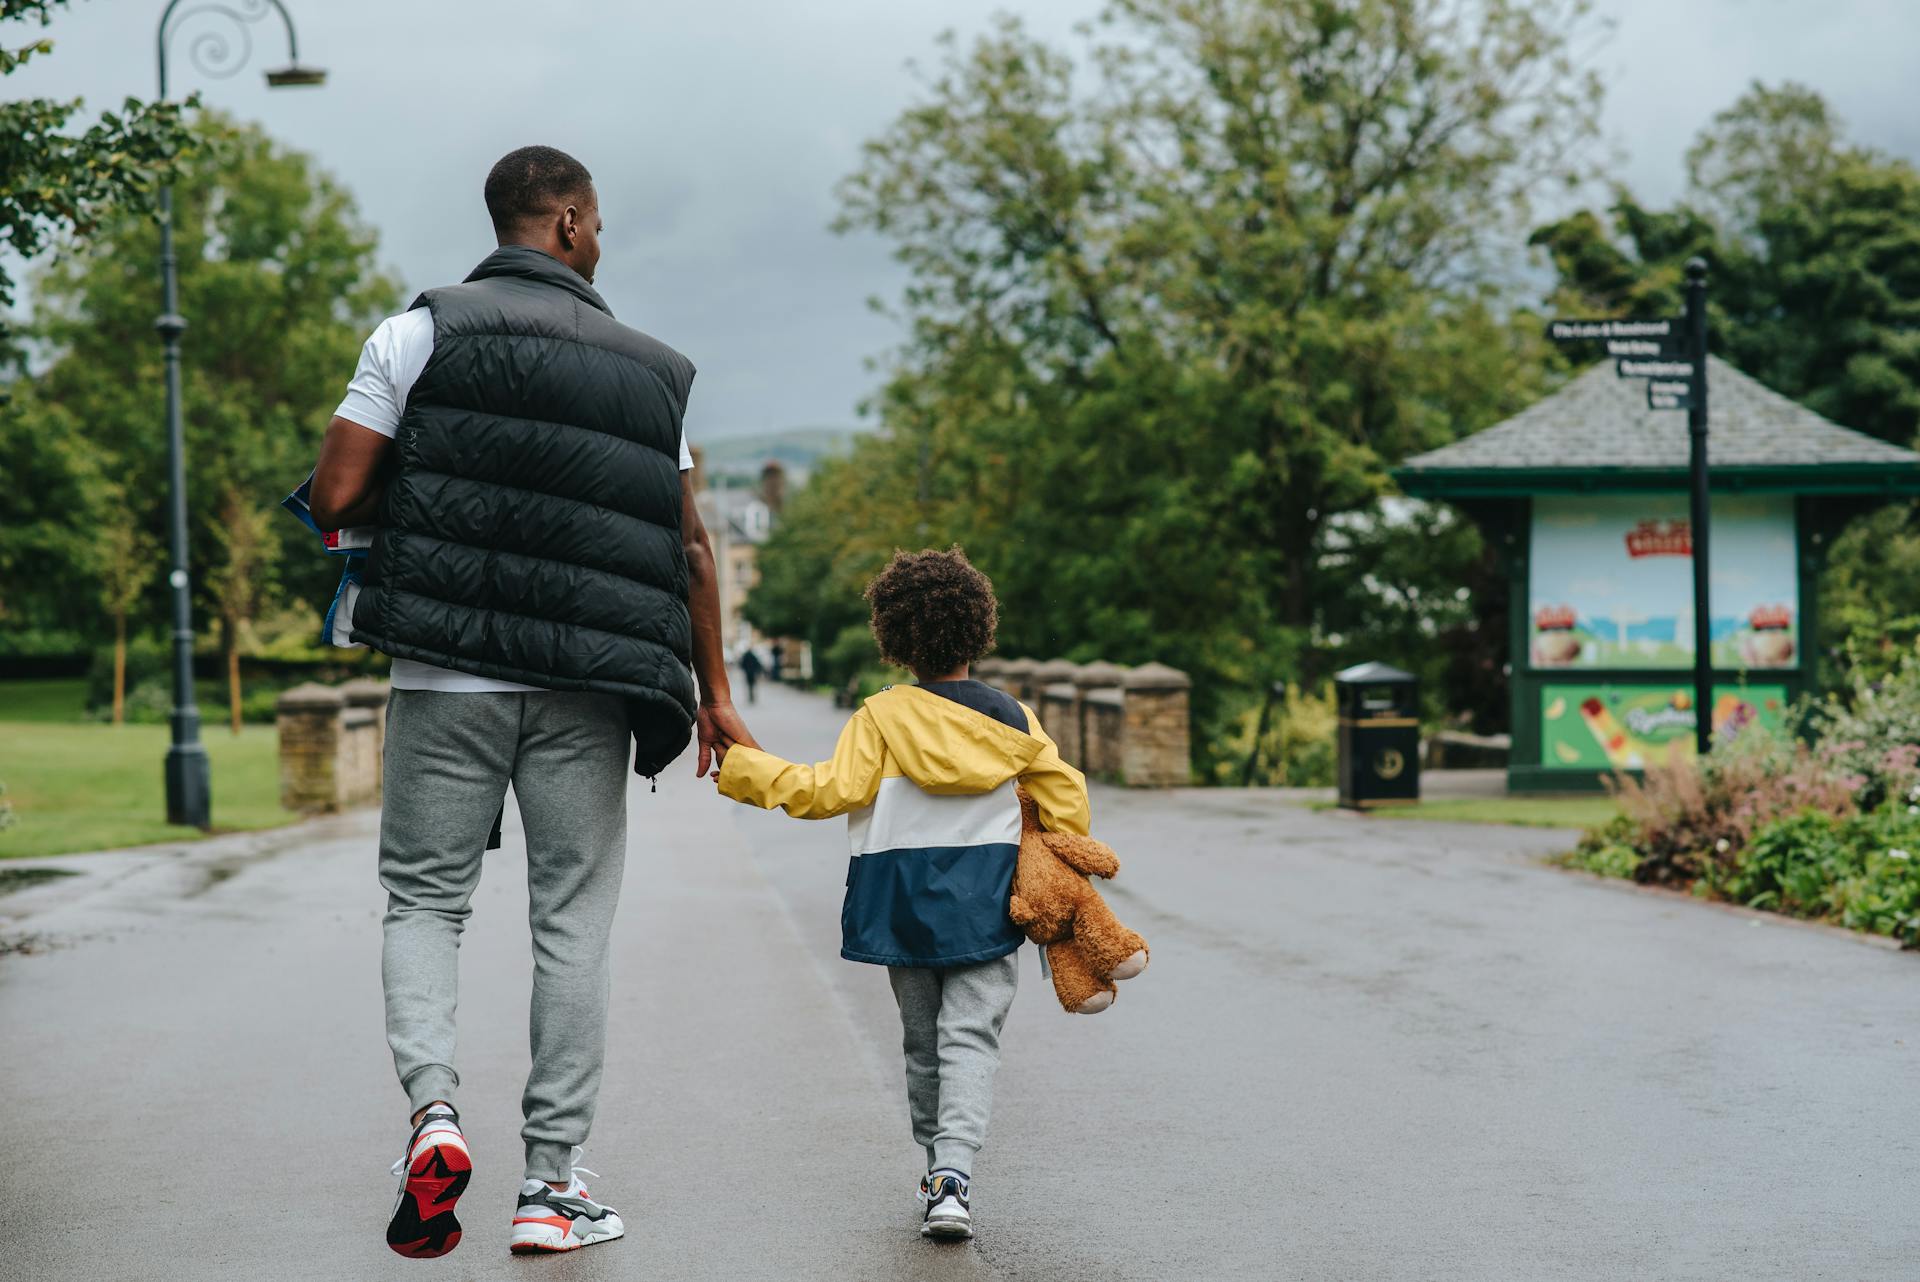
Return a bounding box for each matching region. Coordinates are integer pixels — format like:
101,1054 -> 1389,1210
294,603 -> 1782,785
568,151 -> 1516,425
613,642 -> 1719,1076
696,698 -> 759,779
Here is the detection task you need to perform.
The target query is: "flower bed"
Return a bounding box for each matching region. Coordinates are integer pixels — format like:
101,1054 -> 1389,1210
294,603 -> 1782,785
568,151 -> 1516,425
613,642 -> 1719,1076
1562,660 -> 1920,947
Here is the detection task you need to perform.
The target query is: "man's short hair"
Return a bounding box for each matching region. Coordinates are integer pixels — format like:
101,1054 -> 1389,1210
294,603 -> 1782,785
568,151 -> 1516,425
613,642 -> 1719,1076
864,546 -> 999,677
484,145 -> 593,234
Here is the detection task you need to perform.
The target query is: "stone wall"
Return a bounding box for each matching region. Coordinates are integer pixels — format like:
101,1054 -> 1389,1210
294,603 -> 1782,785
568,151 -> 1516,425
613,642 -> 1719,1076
1119,663 -> 1192,788
975,656 -> 1191,787
1085,688 -> 1126,780
1040,680 -> 1081,766
277,680 -> 389,813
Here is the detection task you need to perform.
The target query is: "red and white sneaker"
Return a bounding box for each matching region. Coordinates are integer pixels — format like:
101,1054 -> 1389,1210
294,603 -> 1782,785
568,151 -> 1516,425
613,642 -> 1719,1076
386,1105 -> 471,1258
509,1148 -> 625,1254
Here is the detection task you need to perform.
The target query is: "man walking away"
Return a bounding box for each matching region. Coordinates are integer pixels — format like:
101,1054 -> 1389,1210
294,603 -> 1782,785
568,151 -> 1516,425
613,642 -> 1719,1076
306,145 -> 755,1259
740,646 -> 764,704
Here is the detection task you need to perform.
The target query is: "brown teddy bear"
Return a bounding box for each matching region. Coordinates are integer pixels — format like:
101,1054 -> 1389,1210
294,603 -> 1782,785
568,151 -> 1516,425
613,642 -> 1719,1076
1008,786 -> 1149,1013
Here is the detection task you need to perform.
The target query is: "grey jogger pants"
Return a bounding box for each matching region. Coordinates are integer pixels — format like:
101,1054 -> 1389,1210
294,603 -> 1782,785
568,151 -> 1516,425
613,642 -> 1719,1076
887,951 -> 1020,1177
379,689 -> 630,1183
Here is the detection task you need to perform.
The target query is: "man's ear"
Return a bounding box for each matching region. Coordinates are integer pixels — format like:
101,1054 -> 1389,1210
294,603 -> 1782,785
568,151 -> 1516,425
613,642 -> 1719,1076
557,203 -> 580,249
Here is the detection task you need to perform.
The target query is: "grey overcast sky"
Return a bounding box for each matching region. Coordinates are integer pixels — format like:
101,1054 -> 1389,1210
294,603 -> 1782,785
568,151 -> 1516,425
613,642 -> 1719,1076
12,0 -> 1920,439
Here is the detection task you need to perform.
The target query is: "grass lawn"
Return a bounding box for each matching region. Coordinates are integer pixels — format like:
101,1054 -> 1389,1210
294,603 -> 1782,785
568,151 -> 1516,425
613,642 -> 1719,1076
2,677 -> 89,724
1313,795 -> 1620,829
0,717 -> 298,859
1,676 -> 240,725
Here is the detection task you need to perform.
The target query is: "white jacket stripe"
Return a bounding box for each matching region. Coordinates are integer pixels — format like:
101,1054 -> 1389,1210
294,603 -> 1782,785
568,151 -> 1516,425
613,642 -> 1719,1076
847,776 -> 1021,856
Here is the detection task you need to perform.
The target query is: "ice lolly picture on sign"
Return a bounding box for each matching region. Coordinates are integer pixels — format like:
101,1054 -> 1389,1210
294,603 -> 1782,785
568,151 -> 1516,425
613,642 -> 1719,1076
1540,683 -> 1788,769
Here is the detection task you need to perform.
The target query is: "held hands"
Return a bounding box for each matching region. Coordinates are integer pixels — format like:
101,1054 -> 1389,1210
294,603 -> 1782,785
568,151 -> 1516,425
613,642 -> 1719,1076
696,698 -> 759,781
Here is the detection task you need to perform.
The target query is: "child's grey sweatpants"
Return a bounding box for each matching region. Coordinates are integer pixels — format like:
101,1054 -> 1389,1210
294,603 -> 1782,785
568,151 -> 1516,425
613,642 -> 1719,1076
887,951 -> 1020,1177
378,688 -> 630,1183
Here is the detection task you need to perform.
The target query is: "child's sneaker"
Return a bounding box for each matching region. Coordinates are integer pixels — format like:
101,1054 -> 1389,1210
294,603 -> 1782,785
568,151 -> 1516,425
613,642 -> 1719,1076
386,1105 -> 470,1258
508,1148 -> 625,1254
919,1169 -> 972,1239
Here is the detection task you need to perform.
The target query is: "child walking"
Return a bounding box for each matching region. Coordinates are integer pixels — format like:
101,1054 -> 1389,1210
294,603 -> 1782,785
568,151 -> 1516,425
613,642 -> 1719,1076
712,547 -> 1089,1239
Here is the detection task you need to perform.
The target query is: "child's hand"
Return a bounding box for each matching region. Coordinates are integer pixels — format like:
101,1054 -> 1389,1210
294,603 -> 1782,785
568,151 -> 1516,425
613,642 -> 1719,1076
696,700 -> 759,779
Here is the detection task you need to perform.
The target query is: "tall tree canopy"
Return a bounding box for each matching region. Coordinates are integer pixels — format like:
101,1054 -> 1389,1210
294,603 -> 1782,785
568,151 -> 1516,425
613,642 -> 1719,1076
0,112 -> 399,646
751,0 -> 1596,745
0,0 -> 194,313
1532,82 -> 1920,447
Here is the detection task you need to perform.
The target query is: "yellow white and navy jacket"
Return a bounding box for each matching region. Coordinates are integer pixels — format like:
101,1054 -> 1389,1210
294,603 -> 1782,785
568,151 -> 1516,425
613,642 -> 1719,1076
717,682 -> 1090,967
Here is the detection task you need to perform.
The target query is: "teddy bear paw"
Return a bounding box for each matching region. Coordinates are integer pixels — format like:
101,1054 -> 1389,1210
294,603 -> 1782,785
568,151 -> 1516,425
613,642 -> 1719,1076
1110,949 -> 1148,982
1072,990 -> 1115,1015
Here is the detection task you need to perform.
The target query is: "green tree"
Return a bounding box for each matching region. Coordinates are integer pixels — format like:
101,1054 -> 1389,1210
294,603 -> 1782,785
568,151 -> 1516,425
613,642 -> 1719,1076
0,0 -> 194,312
93,486 -> 160,725
1532,83 -> 1920,446
0,391 -> 101,641
8,111 -> 400,649
207,487 -> 274,734
758,0 -> 1593,745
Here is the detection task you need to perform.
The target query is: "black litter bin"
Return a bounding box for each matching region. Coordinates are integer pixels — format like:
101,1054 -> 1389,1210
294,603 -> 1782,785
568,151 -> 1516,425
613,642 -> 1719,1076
1335,661 -> 1420,809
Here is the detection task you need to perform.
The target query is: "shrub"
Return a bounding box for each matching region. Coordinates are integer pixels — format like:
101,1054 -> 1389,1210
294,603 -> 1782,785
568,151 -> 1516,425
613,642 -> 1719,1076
84,636 -> 171,715
1711,808 -> 1920,947
239,685 -> 284,724
118,677 -> 176,725
819,621 -> 880,689
102,675 -> 284,726
1605,726 -> 1858,885
1561,814 -> 1641,879
1797,652 -> 1920,810
1208,683 -> 1336,787
1571,657 -> 1920,947
1703,810 -> 1853,912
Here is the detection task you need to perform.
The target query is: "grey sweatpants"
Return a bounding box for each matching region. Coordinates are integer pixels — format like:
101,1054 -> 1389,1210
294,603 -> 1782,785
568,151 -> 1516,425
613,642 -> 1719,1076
887,951 -> 1020,1177
379,689 -> 630,1183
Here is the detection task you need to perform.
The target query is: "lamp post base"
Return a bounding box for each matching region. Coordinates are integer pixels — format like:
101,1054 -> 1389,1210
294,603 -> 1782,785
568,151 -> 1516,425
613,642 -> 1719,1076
166,742 -> 212,829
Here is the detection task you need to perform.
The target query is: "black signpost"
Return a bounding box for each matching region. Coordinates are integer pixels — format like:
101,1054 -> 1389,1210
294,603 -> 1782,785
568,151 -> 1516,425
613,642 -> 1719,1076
1680,258 -> 1711,757
1546,256 -> 1713,756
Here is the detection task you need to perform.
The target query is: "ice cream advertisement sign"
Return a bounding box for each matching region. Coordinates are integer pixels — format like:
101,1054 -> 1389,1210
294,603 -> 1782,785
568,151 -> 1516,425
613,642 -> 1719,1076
1540,682 -> 1789,769
1527,494 -> 1796,670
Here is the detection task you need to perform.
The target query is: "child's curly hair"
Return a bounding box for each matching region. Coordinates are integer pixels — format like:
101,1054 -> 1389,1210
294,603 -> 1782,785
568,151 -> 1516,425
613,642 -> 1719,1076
864,546 -> 999,678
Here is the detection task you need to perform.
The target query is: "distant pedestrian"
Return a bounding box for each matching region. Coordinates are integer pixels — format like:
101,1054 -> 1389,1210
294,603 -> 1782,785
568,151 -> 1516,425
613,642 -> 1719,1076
303,145 -> 756,1260
739,647 -> 765,704
709,547 -> 1088,1241
769,639 -> 785,682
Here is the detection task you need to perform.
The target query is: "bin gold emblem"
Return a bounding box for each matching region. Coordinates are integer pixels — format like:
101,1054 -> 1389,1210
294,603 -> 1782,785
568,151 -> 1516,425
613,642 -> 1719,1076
1374,747 -> 1405,780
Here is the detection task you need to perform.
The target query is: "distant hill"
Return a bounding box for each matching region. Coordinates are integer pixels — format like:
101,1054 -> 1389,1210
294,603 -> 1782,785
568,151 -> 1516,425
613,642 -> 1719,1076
696,427 -> 865,487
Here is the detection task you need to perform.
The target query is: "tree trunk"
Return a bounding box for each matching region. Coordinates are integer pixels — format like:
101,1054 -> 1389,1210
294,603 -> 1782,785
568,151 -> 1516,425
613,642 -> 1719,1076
227,633 -> 242,736
112,615 -> 127,726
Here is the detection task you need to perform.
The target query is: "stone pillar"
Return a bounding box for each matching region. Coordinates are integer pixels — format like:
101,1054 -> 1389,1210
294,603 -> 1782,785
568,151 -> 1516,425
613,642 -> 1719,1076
1120,662 -> 1192,787
972,657 -> 1007,692
1033,659 -> 1083,766
277,683 -> 346,813
340,706 -> 377,804
1073,661 -> 1128,781
340,677 -> 390,796
998,657 -> 1039,704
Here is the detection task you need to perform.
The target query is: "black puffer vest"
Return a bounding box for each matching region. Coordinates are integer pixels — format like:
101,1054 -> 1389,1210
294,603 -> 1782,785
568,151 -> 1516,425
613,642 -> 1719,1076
350,246 -> 696,772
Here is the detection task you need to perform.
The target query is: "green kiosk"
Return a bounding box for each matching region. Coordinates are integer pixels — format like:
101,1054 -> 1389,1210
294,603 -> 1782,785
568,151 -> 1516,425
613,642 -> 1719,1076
1396,357 -> 1920,792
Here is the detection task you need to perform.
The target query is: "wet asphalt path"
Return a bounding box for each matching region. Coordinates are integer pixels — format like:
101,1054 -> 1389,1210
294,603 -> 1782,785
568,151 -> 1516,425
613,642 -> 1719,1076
4,681 -> 1919,1280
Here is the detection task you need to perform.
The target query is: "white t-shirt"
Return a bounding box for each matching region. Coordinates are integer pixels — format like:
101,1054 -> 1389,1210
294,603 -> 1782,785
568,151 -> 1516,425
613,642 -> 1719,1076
335,307 -> 696,693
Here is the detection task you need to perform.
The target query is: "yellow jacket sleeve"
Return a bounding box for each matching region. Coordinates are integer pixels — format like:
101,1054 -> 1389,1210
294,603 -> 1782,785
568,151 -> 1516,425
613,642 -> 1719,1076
716,706 -> 886,820
1017,702 -> 1091,836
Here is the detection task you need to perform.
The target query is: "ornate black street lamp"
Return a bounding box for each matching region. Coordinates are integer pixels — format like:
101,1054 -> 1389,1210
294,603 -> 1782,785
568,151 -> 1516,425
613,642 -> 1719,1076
154,0 -> 325,827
